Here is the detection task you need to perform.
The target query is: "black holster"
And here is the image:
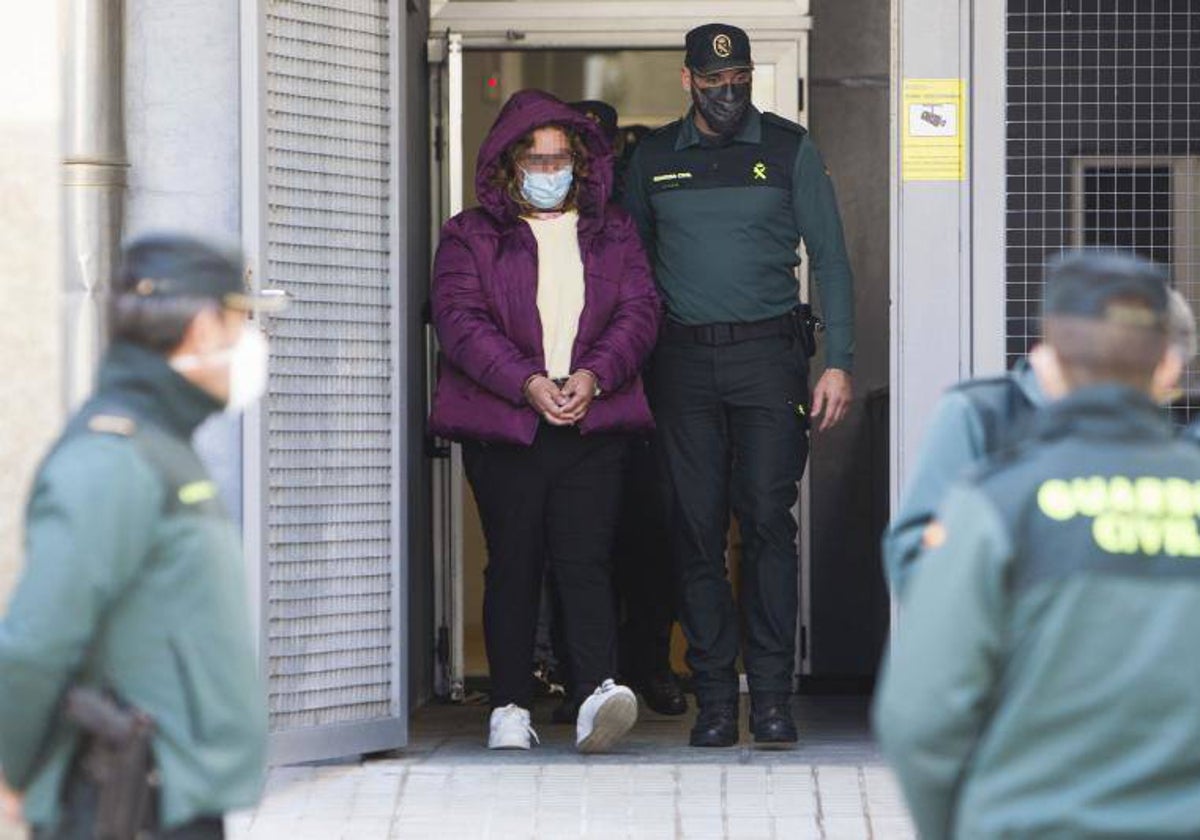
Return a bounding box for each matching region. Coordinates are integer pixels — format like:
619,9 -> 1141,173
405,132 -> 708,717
65,687 -> 158,840
794,304 -> 824,358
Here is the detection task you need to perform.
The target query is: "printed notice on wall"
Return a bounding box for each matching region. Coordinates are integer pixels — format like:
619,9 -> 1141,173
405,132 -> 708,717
902,79 -> 966,181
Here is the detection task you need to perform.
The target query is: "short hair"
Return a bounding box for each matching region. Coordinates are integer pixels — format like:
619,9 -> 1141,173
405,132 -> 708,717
1043,310 -> 1168,390
1167,288 -> 1197,362
109,294 -> 215,354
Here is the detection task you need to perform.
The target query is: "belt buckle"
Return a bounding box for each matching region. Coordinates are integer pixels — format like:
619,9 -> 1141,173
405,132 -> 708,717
705,323 -> 734,346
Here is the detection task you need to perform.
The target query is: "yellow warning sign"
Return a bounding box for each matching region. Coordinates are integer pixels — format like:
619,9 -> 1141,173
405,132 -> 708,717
902,79 -> 966,181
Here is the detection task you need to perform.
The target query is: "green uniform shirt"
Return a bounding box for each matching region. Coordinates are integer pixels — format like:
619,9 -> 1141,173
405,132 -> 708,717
623,107 -> 855,371
874,386 -> 1200,839
0,343 -> 267,829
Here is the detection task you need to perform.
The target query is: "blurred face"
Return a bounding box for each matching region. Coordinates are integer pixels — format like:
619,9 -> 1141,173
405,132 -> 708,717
171,306 -> 249,404
517,126 -> 574,175
515,126 -> 578,212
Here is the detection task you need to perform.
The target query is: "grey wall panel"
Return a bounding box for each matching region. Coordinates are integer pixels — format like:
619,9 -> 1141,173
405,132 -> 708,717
264,0 -> 400,740
125,0 -> 243,518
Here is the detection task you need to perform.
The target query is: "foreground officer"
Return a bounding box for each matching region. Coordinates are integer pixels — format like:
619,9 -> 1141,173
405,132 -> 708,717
624,23 -> 855,747
0,233 -> 283,838
874,252 -> 1200,839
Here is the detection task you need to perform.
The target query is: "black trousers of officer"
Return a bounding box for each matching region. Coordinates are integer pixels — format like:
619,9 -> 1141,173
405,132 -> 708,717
650,328 -> 809,708
464,425 -> 626,709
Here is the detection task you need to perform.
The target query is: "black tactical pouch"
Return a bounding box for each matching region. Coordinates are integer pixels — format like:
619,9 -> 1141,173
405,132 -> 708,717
65,687 -> 158,840
795,304 -> 824,359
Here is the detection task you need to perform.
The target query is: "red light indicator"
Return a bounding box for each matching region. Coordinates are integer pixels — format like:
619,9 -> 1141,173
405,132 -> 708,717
484,73 -> 502,103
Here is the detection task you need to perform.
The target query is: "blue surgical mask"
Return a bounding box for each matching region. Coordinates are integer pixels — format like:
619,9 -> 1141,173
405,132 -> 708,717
520,166 -> 574,210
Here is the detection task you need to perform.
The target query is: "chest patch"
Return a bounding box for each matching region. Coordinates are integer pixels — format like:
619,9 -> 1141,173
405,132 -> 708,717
645,146 -> 791,196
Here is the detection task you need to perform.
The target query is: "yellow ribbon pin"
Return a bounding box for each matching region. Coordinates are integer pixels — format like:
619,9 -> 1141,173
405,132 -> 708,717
753,162 -> 768,180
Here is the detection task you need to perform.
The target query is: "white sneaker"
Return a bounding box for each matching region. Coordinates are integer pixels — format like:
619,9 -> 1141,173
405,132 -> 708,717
576,679 -> 638,754
488,704 -> 538,750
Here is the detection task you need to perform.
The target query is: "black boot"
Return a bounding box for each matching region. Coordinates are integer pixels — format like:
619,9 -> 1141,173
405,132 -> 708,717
551,695 -> 580,724
689,703 -> 739,747
637,671 -> 688,716
749,696 -> 798,747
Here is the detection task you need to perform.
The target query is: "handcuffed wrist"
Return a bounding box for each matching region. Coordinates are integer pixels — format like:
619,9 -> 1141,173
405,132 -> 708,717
574,368 -> 601,397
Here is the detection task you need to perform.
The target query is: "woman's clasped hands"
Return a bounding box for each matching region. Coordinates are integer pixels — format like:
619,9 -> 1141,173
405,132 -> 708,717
523,370 -> 598,426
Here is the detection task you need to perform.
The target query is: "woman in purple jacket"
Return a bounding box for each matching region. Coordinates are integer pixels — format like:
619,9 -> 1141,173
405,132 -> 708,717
429,90 -> 662,752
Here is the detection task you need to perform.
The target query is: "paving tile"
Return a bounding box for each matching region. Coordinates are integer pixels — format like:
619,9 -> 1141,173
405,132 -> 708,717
727,815 -> 773,839
822,815 -> 871,840
772,816 -> 823,839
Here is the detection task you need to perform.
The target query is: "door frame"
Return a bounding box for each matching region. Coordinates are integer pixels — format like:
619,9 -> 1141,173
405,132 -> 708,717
427,3 -> 816,698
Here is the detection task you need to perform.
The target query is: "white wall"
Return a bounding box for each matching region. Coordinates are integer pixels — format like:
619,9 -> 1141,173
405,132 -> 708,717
0,6 -> 64,617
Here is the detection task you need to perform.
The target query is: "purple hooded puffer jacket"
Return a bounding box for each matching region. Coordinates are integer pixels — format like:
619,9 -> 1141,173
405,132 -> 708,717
429,89 -> 662,445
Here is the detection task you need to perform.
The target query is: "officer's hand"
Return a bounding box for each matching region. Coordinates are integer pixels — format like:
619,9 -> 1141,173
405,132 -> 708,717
0,771 -> 22,825
559,370 -> 598,424
811,368 -> 853,432
524,375 -> 572,426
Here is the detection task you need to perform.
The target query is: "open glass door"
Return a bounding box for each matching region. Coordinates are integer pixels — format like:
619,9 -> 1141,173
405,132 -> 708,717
427,4 -> 813,700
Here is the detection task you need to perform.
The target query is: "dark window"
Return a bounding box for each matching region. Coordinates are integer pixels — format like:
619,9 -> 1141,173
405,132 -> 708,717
1005,0 -> 1200,423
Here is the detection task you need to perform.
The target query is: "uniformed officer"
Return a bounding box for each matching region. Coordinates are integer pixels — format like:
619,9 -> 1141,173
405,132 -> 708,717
623,23 -> 855,747
0,233 -> 284,838
883,286 -> 1195,596
874,251 -> 1200,839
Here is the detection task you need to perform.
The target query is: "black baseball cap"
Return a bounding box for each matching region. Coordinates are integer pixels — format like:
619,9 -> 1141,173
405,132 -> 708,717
570,100 -> 618,145
118,232 -> 289,313
1043,250 -> 1169,330
685,23 -> 753,75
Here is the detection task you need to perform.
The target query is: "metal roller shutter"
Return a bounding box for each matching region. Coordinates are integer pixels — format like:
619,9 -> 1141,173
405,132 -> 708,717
263,0 -> 399,745
1005,1 -> 1200,422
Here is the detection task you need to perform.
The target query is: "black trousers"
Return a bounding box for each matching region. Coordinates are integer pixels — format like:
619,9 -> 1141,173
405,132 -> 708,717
649,332 -> 809,707
464,425 -> 626,709
34,767 -> 224,840
613,435 -> 676,681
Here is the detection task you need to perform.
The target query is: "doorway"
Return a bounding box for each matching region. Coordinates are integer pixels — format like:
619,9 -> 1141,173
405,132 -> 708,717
429,33 -> 810,700
425,2 -> 890,703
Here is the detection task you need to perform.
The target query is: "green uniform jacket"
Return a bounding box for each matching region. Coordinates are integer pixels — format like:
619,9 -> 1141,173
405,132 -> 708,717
623,107 -> 855,371
0,343 -> 267,829
874,386 -> 1200,839
881,360 -> 1044,595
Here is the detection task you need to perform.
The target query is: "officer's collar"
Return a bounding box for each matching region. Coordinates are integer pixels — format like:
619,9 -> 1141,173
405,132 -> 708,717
1012,357 -> 1048,407
1031,383 -> 1174,444
98,342 -> 224,438
676,106 -> 763,151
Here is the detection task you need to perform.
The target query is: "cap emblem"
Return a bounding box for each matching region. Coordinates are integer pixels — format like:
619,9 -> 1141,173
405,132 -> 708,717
713,33 -> 733,58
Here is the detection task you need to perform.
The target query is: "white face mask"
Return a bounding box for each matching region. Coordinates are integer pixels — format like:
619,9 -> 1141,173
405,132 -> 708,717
171,325 -> 270,413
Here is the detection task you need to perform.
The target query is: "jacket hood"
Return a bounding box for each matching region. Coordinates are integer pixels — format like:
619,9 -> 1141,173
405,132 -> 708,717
475,89 -> 614,225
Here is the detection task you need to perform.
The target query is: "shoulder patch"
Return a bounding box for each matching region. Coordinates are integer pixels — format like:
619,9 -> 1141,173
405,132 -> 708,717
178,480 -> 219,506
762,112 -> 808,136
88,414 -> 137,436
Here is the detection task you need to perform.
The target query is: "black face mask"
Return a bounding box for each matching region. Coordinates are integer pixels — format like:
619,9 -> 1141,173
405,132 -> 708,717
691,81 -> 752,139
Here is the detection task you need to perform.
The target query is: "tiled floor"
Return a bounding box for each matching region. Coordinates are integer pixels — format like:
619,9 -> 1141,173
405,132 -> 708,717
0,697 -> 913,839
225,696 -> 916,840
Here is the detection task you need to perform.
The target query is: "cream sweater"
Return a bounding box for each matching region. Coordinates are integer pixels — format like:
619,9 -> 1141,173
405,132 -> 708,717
526,211 -> 585,380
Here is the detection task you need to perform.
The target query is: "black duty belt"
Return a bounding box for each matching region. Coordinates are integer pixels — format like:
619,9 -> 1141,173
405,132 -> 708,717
661,310 -> 799,347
